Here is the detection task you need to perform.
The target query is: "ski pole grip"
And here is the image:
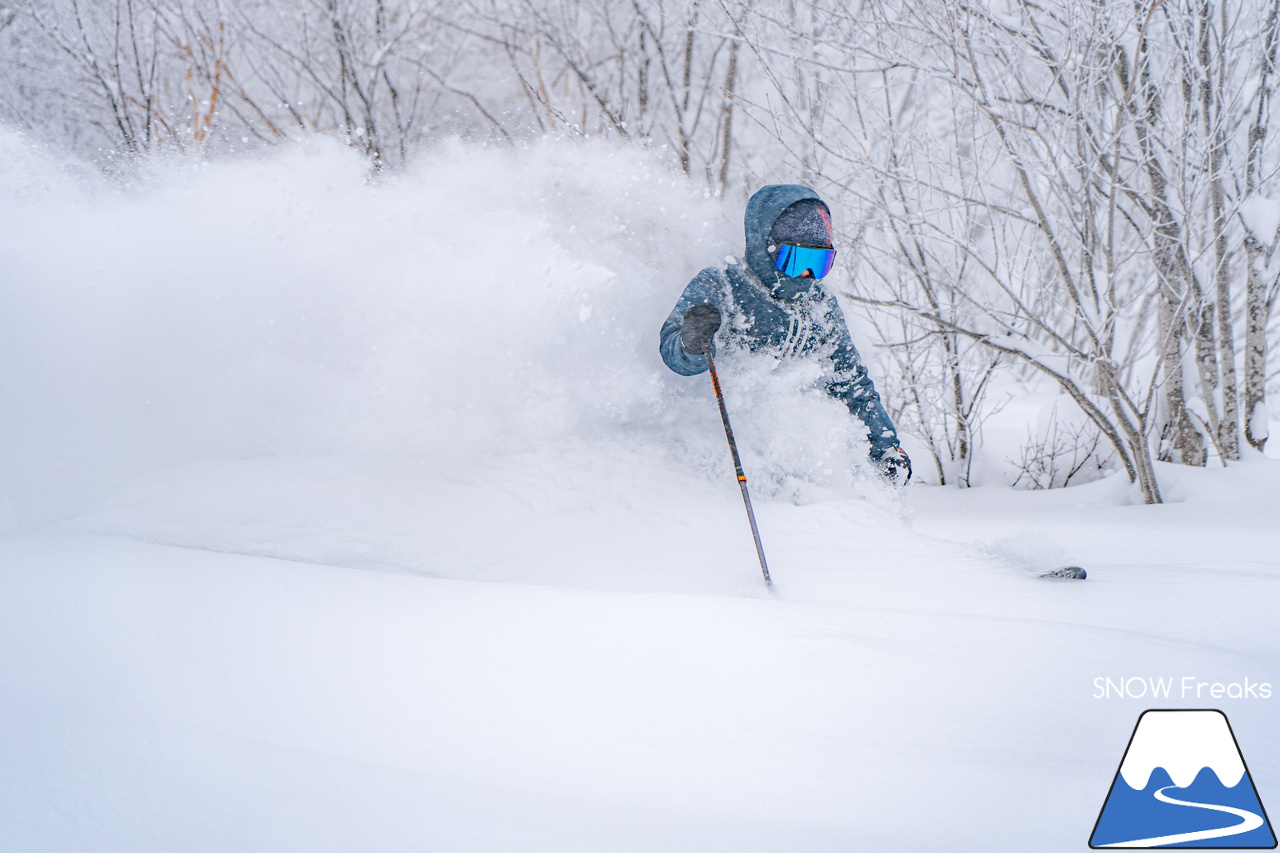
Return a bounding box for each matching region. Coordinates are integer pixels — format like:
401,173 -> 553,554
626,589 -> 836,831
680,303 -> 722,356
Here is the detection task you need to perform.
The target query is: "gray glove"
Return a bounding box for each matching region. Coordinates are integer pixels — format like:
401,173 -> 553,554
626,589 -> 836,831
680,303 -> 722,356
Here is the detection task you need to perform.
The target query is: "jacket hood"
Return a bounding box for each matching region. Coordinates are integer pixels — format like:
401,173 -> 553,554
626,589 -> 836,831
743,184 -> 827,300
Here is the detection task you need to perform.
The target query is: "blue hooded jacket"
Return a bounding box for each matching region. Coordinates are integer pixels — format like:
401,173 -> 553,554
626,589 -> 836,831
659,184 -> 901,458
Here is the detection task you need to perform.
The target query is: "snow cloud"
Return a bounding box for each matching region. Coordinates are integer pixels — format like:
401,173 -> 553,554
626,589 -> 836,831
1,131 -> 876,531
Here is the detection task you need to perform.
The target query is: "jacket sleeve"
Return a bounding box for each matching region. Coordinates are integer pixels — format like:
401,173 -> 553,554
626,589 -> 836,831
815,294 -> 901,457
659,268 -> 726,376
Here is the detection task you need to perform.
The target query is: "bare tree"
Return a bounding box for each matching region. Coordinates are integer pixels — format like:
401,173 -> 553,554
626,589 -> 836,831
1242,0 -> 1280,452
733,0 -> 1280,502
5,0 -> 1279,494
26,0 -> 176,154
452,0 -> 754,188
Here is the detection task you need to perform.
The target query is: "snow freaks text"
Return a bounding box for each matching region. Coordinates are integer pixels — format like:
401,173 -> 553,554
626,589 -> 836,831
1093,677 -> 1273,701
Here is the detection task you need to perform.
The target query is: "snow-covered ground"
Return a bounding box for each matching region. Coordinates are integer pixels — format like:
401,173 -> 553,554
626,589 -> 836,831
2,134 -> 1277,851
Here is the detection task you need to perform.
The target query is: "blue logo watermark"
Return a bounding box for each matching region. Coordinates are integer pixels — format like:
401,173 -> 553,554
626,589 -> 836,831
1090,710 -> 1275,848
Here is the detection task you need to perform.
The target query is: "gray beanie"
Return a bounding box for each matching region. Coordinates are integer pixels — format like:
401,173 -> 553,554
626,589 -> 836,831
768,199 -> 833,248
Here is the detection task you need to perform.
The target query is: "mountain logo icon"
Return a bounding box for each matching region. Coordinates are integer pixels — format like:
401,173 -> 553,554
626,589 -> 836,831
1090,709 -> 1276,848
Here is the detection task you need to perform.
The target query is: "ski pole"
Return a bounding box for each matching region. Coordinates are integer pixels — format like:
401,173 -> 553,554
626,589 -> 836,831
706,352 -> 773,591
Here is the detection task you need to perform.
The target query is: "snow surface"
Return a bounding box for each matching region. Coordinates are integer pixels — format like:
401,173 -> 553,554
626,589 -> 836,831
2,133 -> 1278,851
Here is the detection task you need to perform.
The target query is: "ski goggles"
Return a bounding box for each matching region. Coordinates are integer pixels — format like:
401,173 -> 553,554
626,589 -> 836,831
774,242 -> 836,279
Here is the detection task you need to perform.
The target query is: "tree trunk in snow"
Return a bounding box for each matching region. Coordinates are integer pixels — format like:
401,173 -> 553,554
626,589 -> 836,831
1243,0 -> 1280,453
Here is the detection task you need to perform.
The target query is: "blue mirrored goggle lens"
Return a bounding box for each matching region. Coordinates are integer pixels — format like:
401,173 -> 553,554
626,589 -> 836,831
775,243 -> 836,279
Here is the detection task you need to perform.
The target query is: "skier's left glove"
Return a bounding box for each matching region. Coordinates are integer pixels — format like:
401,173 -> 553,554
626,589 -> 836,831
875,445 -> 912,486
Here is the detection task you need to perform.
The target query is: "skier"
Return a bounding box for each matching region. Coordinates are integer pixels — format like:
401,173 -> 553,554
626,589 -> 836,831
660,183 -> 911,484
